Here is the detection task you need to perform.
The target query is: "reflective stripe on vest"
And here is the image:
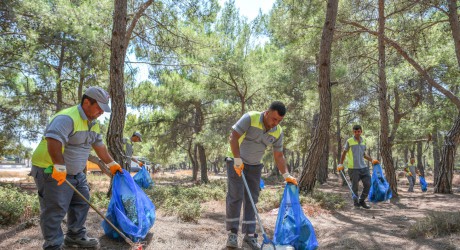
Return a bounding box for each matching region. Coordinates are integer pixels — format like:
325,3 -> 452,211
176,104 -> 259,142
31,106 -> 100,168
227,111 -> 282,158
346,136 -> 366,169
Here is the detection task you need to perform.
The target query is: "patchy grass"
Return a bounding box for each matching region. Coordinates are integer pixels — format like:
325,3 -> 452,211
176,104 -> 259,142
0,184 -> 39,225
408,211 -> 460,238
145,179 -> 226,222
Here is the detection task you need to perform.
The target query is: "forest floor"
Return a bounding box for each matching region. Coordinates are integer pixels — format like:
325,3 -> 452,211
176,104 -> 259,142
1,168 -> 460,250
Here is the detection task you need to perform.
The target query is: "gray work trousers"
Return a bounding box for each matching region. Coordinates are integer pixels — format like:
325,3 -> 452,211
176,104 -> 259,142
348,167 -> 371,202
407,175 -> 416,192
31,166 -> 90,250
225,159 -> 262,234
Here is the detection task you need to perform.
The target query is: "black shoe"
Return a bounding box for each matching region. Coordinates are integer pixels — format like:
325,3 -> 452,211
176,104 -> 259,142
353,201 -> 360,208
359,200 -> 371,209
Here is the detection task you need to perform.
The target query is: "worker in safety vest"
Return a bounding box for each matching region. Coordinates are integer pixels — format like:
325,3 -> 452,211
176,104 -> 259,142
30,86 -> 123,250
122,132 -> 143,171
225,101 -> 297,249
405,157 -> 420,192
338,124 -> 379,209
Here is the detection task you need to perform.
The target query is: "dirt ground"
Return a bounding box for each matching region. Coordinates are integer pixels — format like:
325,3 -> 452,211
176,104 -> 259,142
1,170 -> 460,250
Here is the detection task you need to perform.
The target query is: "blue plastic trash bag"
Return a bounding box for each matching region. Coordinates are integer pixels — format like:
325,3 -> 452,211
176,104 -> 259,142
274,184 -> 318,250
133,166 -> 154,189
368,163 -> 392,203
419,176 -> 427,192
103,169 -> 156,242
260,178 -> 265,189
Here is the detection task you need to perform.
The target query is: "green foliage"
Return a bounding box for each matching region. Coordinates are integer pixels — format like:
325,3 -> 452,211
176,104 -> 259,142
90,191 -> 111,209
144,180 -> 226,222
408,211 -> 460,238
307,190 -> 346,210
0,184 -> 39,225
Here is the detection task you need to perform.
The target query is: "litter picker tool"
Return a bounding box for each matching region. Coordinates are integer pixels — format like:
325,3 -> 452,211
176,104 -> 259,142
64,179 -> 143,250
339,169 -> 358,200
241,171 -> 276,250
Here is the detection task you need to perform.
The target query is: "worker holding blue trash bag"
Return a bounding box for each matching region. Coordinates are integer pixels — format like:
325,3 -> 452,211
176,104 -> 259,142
337,125 -> 379,209
30,86 -> 123,250
225,101 -> 297,249
123,132 -> 143,172
405,157 -> 420,192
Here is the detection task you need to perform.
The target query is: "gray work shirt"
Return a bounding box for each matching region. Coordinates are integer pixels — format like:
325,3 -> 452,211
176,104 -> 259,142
343,136 -> 367,169
44,105 -> 103,175
123,137 -> 133,161
232,112 -> 283,165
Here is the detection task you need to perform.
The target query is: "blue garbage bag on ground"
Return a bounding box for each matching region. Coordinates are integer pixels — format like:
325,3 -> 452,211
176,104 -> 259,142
419,176 -> 428,192
368,163 -> 392,203
274,184 -> 318,250
133,166 -> 154,189
260,178 -> 265,189
103,169 -> 156,242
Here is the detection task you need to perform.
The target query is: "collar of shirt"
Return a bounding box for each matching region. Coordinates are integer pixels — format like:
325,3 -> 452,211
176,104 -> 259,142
77,104 -> 96,127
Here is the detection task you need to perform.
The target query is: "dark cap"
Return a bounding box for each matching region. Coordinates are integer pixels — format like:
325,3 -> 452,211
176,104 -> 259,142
84,86 -> 111,112
133,132 -> 142,142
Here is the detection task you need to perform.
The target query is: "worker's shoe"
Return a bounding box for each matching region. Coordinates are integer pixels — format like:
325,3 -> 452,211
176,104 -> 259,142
359,200 -> 371,209
226,232 -> 238,248
243,234 -> 261,250
353,198 -> 360,208
64,236 -> 99,249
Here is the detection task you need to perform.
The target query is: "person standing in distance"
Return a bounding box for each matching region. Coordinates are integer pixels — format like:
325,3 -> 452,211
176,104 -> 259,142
225,101 -> 297,249
30,86 -> 123,250
337,124 -> 379,209
123,132 -> 144,171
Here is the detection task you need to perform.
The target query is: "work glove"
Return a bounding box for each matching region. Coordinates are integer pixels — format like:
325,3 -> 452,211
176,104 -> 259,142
283,172 -> 298,186
372,159 -> 380,165
108,161 -> 123,175
408,172 -> 413,177
52,164 -> 67,186
337,164 -> 344,171
233,158 -> 244,177
139,162 -> 144,167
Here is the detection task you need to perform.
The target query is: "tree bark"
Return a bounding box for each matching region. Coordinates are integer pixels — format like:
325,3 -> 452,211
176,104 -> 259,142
197,144 -> 208,183
434,114 -> 460,193
416,141 -> 424,176
107,0 -> 128,167
299,0 -> 338,193
377,0 -> 398,197
447,0 -> 460,67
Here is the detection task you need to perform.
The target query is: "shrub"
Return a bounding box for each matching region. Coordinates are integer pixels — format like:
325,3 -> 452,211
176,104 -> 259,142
144,180 -> 226,222
408,211 -> 460,238
90,191 -> 110,209
308,190 -> 346,210
0,185 -> 39,225
177,201 -> 201,222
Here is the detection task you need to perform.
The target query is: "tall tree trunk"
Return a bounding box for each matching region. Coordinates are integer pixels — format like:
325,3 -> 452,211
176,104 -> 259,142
435,115 -> 460,193
299,0 -> 338,193
198,144 -> 208,183
416,141 -> 424,176
377,0 -> 398,197
78,58 -> 86,101
107,0 -> 128,167
56,35 -> 66,111
433,129 -> 440,180
188,142 -> 198,181
448,0 -> 460,67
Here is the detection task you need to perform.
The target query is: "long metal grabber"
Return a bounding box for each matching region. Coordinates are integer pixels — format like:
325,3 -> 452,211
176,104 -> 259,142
241,172 -> 276,249
64,179 -> 142,250
339,170 -> 358,200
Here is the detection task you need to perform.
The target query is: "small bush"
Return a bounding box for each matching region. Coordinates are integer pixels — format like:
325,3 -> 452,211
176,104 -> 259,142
408,211 -> 460,238
303,190 -> 346,210
144,180 -> 226,222
177,201 -> 201,222
258,188 -> 283,212
0,185 -> 39,225
90,191 -> 110,209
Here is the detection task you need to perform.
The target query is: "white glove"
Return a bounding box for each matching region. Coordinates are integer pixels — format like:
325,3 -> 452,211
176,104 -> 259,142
234,157 -> 243,166
283,172 -> 298,185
